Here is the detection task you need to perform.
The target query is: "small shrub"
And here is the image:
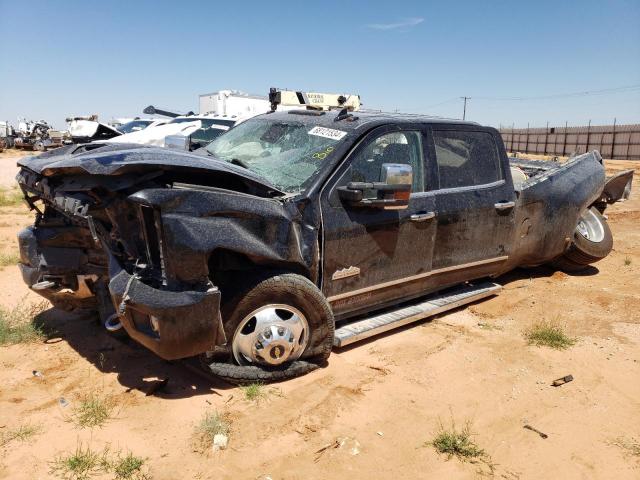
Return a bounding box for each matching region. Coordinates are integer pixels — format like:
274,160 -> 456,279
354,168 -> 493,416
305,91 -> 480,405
524,320 -> 575,350
0,300 -> 48,345
624,257 -> 632,266
70,392 -> 115,429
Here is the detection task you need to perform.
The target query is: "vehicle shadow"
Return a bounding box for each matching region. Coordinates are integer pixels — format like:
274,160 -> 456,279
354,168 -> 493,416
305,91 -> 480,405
497,264 -> 600,284
334,265 -> 600,353
36,307 -> 235,398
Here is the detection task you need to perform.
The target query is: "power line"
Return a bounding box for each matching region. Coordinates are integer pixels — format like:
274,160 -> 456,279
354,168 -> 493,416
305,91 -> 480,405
421,97 -> 460,109
473,84 -> 640,101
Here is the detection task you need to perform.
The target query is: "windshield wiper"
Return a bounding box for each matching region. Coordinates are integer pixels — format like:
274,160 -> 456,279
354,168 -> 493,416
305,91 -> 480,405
230,158 -> 250,169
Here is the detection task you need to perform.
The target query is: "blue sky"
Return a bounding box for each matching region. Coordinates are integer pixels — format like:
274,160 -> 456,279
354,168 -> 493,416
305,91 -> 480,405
1,0 -> 639,129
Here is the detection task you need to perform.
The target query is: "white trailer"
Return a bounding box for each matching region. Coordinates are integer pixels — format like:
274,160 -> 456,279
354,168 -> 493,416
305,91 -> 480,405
198,90 -> 271,119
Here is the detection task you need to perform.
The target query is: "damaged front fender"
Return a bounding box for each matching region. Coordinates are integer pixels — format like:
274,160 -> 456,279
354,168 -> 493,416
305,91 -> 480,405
108,256 -> 225,360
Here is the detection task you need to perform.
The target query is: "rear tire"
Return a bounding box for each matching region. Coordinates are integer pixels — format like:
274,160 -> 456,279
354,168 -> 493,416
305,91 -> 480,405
553,207 -> 613,272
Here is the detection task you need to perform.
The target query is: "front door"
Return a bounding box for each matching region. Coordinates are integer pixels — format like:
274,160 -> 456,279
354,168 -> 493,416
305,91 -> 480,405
320,125 -> 437,318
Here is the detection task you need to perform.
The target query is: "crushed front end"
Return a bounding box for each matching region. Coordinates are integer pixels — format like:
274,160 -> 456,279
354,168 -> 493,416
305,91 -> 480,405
16,162 -> 224,360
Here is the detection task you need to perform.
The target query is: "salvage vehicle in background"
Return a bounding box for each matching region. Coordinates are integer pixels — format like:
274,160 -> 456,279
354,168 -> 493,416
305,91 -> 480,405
0,121 -> 16,148
15,89 -> 634,383
67,115 -> 122,144
105,114 -> 233,151
14,118 -> 65,151
116,118 -> 167,134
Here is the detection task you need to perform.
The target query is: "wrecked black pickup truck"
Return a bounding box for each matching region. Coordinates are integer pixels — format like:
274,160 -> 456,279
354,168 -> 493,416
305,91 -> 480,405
15,92 -> 634,383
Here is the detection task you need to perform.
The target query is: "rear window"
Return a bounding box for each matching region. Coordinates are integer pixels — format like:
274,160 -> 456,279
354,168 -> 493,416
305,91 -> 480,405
433,130 -> 502,189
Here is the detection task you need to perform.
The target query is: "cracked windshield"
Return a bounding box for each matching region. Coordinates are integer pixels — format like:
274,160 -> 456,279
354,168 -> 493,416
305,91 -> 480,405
206,118 -> 346,193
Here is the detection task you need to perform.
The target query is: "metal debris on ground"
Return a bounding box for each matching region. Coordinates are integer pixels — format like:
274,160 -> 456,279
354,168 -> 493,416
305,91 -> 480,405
524,424 -> 548,439
58,397 -> 69,408
368,365 -> 390,375
314,440 -> 340,462
551,374 -> 574,387
32,370 -> 43,378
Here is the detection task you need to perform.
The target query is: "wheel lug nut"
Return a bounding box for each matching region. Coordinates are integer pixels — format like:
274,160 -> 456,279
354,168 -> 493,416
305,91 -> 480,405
264,330 -> 271,339
278,327 -> 285,336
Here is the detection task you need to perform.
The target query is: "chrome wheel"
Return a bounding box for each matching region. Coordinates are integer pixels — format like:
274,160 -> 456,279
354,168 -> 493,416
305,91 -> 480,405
231,304 -> 309,366
575,208 -> 605,242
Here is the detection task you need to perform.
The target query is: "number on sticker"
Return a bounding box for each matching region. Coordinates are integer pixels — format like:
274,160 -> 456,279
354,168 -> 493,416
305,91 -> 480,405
308,126 -> 347,140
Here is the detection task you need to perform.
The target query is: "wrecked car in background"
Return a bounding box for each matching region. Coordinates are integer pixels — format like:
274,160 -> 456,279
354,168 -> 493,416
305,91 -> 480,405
115,118 -> 166,134
15,89 -> 634,383
105,114 -> 232,151
14,119 -> 66,151
67,115 -> 123,144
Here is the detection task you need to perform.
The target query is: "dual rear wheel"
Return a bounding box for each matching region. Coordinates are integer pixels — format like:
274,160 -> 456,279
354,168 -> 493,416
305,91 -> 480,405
553,207 -> 613,272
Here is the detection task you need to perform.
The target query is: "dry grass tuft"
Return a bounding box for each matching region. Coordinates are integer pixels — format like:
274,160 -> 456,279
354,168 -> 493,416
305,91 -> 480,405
240,382 -> 269,402
70,392 -> 115,429
0,188 -> 24,208
50,444 -> 111,480
0,424 -> 42,446
192,411 -> 231,452
524,320 -> 576,350
0,300 -> 48,345
0,251 -> 20,268
49,444 -> 149,480
427,417 -> 494,475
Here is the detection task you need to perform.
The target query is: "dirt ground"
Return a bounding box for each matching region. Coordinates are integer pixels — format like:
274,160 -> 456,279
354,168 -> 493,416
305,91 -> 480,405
0,150 -> 638,479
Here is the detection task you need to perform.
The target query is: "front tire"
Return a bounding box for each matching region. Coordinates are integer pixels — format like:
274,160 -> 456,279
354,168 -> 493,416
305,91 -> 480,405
553,207 -> 613,272
204,272 -> 334,384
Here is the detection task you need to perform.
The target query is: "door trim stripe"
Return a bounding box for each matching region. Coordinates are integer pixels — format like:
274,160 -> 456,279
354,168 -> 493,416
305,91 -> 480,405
326,256 -> 509,303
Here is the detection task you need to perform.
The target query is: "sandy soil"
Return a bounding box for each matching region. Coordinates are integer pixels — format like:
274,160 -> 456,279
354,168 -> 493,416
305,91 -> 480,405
0,149 -> 28,189
0,149 -> 638,479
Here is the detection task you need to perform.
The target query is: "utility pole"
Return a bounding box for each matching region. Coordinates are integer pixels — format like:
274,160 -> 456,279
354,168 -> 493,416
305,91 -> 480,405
460,96 -> 470,120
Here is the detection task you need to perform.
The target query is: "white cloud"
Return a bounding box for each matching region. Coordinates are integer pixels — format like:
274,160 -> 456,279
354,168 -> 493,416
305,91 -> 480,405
365,17 -> 424,31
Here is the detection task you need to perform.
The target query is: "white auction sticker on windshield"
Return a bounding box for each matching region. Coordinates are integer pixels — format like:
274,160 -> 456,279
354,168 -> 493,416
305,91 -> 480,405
308,126 -> 347,140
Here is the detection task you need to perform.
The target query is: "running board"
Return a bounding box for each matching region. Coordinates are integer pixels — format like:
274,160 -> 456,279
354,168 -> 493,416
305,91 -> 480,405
333,281 -> 502,348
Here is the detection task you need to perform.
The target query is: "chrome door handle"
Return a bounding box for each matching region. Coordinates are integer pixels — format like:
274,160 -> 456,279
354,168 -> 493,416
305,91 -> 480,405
494,201 -> 515,211
410,211 -> 436,222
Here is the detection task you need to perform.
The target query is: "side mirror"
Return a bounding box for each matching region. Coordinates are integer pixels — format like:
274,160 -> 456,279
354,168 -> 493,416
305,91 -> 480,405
338,163 -> 412,210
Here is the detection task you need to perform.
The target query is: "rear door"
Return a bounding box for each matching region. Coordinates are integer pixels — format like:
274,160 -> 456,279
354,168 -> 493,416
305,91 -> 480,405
320,125 -> 437,318
426,126 -> 516,285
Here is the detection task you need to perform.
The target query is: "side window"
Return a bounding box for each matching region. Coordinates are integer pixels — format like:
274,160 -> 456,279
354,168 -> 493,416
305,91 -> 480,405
433,130 -> 502,189
350,131 -> 425,193
191,126 -> 225,146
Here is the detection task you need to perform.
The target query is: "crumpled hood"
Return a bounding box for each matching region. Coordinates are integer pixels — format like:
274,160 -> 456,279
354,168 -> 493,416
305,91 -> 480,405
17,143 -> 284,195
